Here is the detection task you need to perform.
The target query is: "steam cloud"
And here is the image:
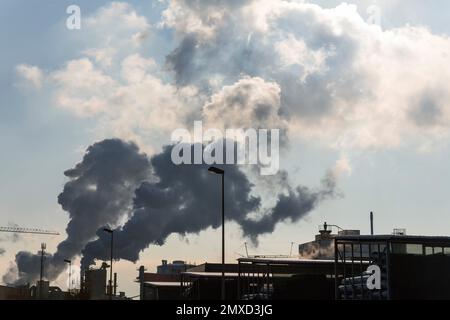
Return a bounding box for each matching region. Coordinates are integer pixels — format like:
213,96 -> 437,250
4,138 -> 336,283
4,139 -> 150,285
80,141 -> 336,267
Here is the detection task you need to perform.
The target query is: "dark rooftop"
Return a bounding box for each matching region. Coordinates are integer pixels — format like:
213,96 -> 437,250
335,234 -> 450,245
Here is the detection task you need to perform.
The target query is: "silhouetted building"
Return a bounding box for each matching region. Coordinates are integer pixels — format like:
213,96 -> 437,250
299,223 -> 360,260
138,266 -> 182,300
335,234 -> 450,300
157,260 -> 195,274
83,265 -> 107,300
0,285 -> 30,300
236,257 -> 355,300
80,262 -> 127,300
30,281 -> 66,300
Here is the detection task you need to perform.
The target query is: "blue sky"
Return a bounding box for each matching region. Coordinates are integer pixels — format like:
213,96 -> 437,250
1,0 -> 450,297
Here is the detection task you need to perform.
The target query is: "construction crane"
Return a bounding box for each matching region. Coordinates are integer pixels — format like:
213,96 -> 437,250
0,226 -> 59,235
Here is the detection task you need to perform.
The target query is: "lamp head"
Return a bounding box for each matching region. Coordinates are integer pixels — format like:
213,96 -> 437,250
208,166 -> 224,175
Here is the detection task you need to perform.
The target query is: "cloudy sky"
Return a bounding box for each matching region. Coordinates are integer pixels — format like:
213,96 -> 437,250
1,0 -> 450,297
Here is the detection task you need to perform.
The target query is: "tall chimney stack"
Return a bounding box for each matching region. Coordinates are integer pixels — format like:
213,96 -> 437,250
370,211 -> 374,235
113,273 -> 117,296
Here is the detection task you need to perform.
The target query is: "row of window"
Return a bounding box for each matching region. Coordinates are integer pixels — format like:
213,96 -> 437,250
391,243 -> 450,255
338,243 -> 450,256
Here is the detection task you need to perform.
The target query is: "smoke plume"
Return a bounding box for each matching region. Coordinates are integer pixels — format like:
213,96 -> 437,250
80,141 -> 336,267
5,139 -> 150,285
5,139 -> 336,283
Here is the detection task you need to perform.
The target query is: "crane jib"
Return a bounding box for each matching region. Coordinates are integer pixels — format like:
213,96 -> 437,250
0,226 -> 59,235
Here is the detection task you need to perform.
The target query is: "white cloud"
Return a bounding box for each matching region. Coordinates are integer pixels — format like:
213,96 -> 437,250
50,58 -> 116,117
121,54 -> 156,83
16,64 -> 44,89
83,2 -> 151,50
15,1 -> 450,155
164,0 -> 450,151
203,77 -> 286,131
85,2 -> 149,31
42,52 -> 200,153
274,34 -> 330,81
83,47 -> 116,68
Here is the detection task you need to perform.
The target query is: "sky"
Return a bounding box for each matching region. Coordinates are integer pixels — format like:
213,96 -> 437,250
1,0 -> 450,298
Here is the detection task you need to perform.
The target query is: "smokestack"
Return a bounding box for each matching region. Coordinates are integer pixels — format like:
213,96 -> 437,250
80,269 -> 85,293
113,273 -> 117,296
370,211 -> 374,235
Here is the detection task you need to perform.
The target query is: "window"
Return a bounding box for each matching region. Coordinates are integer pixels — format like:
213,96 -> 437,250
391,243 -> 423,255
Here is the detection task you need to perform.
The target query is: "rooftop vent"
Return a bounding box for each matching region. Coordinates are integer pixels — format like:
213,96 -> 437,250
393,228 -> 407,236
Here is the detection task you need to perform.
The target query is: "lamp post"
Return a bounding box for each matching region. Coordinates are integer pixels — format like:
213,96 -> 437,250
103,228 -> 114,300
64,259 -> 72,293
208,166 -> 225,300
39,243 -> 46,300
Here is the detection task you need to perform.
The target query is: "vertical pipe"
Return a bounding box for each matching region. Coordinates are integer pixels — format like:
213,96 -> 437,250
370,212 -> 374,235
40,243 -> 45,300
113,272 -> 117,296
110,231 -> 113,300
221,172 -> 225,301
69,262 -> 72,293
237,260 -> 241,299
334,238 -> 338,300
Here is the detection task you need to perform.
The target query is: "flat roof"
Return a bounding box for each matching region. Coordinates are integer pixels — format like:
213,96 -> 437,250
181,271 -> 290,278
335,235 -> 450,245
144,281 -> 181,287
237,257 -> 336,264
182,272 -> 241,278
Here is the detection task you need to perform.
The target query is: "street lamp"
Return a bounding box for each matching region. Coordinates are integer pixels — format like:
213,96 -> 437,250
103,228 -> 114,300
64,259 -> 72,293
208,166 -> 225,300
39,243 -> 46,300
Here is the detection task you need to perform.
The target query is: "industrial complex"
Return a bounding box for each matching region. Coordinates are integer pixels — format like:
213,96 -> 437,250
1,218 -> 450,300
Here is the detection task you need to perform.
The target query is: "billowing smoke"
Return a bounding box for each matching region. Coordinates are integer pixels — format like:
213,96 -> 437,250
80,141 -> 336,267
4,138 -> 336,282
241,172 -> 336,240
0,248 -> 5,256
6,139 -> 150,285
2,263 -> 18,285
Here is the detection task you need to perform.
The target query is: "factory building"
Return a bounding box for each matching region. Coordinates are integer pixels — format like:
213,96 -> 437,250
80,262 -> 127,300
157,260 -> 195,274
138,260 -> 195,300
30,281 -> 66,300
236,257 -> 360,300
335,234 -> 450,300
298,222 -> 361,260
82,266 -> 108,300
0,285 -> 30,300
180,263 -> 244,300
